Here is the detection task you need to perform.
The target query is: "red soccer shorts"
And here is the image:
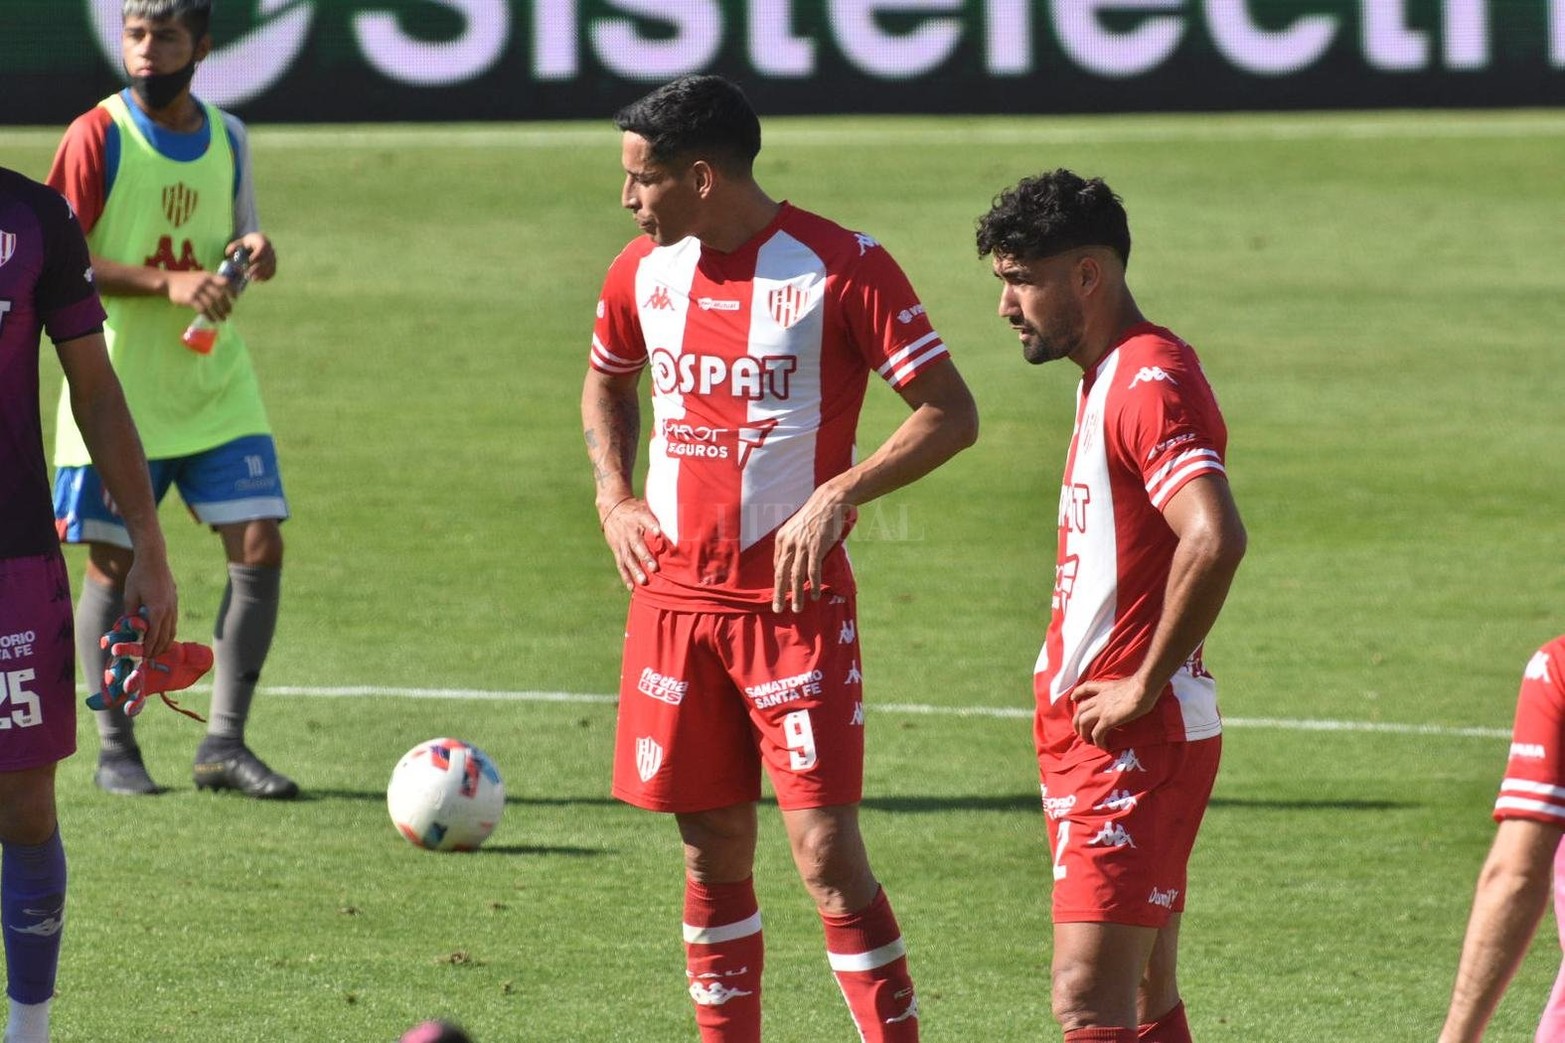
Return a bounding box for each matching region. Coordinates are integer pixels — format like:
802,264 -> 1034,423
1041,736 -> 1221,928
0,553 -> 78,771
612,593 -> 866,813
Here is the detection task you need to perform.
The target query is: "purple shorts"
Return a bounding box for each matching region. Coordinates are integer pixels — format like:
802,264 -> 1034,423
0,553 -> 78,770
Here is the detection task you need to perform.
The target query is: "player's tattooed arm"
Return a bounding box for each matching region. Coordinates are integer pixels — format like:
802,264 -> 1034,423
581,369 -> 660,588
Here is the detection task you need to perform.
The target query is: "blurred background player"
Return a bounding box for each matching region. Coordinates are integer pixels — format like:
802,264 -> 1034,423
1441,636 -> 1565,1043
582,75 -> 978,1041
46,0 -> 296,799
977,170 -> 1246,1042
0,165 -> 178,1042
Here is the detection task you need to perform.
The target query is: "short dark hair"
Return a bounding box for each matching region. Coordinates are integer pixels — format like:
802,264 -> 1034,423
124,0 -> 212,40
613,75 -> 762,175
976,169 -> 1131,266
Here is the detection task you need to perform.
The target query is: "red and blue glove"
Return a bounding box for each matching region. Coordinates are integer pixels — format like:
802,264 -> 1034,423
86,612 -> 213,721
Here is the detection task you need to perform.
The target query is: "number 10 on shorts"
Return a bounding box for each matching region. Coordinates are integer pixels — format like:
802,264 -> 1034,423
783,710 -> 817,771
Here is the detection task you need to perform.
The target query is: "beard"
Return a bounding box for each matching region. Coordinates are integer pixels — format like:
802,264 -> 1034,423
1016,306 -> 1085,366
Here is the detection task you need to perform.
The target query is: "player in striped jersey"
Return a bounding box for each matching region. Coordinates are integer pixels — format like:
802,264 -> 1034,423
1442,636 -> 1565,1042
583,76 -> 978,1042
46,0 -> 295,799
978,170 -> 1246,1043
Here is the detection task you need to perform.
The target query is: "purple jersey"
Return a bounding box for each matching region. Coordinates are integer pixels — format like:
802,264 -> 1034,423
0,167 -> 106,559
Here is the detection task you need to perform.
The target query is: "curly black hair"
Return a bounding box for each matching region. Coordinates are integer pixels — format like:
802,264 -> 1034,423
614,75 -> 762,175
976,169 -> 1131,266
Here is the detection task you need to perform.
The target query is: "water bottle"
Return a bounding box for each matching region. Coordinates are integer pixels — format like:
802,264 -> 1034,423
181,246 -> 251,354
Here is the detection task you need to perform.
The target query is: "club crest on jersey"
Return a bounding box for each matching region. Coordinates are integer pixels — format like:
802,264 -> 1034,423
162,182 -> 198,227
767,284 -> 809,328
0,230 -> 15,269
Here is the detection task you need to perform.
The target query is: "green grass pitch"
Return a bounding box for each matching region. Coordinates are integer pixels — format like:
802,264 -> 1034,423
2,109 -> 1564,1040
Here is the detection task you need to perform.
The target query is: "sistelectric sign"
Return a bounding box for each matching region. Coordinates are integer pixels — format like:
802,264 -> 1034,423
2,0 -> 1561,124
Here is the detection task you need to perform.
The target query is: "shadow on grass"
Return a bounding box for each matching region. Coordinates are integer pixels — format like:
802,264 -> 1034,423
1209,797 -> 1413,811
476,844 -> 604,857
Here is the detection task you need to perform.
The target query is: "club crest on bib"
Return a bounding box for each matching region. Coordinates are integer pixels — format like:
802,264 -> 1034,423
162,182 -> 199,227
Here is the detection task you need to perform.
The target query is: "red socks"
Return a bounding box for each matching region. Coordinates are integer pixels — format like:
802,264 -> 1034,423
1138,1001 -> 1191,1042
683,877 -> 764,1042
820,887 -> 919,1041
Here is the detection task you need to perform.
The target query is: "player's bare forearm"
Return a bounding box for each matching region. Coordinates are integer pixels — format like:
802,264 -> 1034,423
582,368 -> 660,589
581,369 -> 642,511
772,360 -> 976,611
89,253 -> 169,298
1130,475 -> 1245,694
57,333 -> 178,652
825,358 -> 978,509
1440,820 -> 1559,1042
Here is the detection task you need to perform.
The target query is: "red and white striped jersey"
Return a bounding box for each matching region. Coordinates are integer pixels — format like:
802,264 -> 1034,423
589,203 -> 949,610
1494,637 -> 1565,827
1034,325 -> 1230,759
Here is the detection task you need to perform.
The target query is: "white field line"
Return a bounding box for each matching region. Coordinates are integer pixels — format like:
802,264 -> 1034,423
241,684 -> 1509,740
7,113 -> 1562,152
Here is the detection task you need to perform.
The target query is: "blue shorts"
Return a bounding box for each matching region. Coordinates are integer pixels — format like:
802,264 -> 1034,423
53,434 -> 289,549
0,553 -> 77,770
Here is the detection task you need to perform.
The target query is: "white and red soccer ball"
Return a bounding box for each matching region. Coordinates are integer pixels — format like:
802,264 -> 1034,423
386,738 -> 504,852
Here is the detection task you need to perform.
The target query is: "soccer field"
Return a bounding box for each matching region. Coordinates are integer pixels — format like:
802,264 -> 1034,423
4,110 -> 1565,1040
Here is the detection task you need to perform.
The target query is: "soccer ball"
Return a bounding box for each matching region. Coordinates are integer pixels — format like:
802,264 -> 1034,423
386,738 -> 504,852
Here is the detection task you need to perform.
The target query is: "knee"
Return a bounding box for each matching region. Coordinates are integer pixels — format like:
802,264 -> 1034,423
239,524 -> 284,569
1051,957 -> 1113,1032
790,821 -> 872,911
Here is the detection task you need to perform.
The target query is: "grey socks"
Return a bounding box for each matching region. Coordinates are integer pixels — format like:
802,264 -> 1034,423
76,578 -> 134,757
208,563 -> 281,744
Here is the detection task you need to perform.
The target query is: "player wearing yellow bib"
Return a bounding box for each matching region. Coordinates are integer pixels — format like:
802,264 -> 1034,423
47,0 -> 297,799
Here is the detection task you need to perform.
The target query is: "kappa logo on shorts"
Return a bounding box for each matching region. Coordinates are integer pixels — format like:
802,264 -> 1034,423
1092,789 -> 1138,812
838,619 -> 856,644
845,661 -> 862,685
850,702 -> 864,726
635,736 -> 664,782
1087,822 -> 1136,848
636,667 -> 688,706
1147,886 -> 1180,909
1101,749 -> 1145,774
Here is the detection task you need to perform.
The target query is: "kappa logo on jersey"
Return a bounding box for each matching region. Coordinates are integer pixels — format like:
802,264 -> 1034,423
643,285 -> 675,311
1525,651 -> 1553,684
1093,789 -> 1138,812
650,348 -> 797,401
0,230 -> 14,269
1052,555 -> 1079,612
1087,822 -> 1136,848
1058,483 -> 1091,534
1147,886 -> 1180,909
661,418 -> 778,469
636,667 -> 688,706
635,736 -> 664,782
854,232 -> 880,256
897,303 -> 926,324
697,297 -> 741,311
144,235 -> 202,272
162,182 -> 198,227
1130,366 -> 1178,389
767,283 -> 810,328
1510,742 -> 1547,760
1101,749 -> 1146,774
